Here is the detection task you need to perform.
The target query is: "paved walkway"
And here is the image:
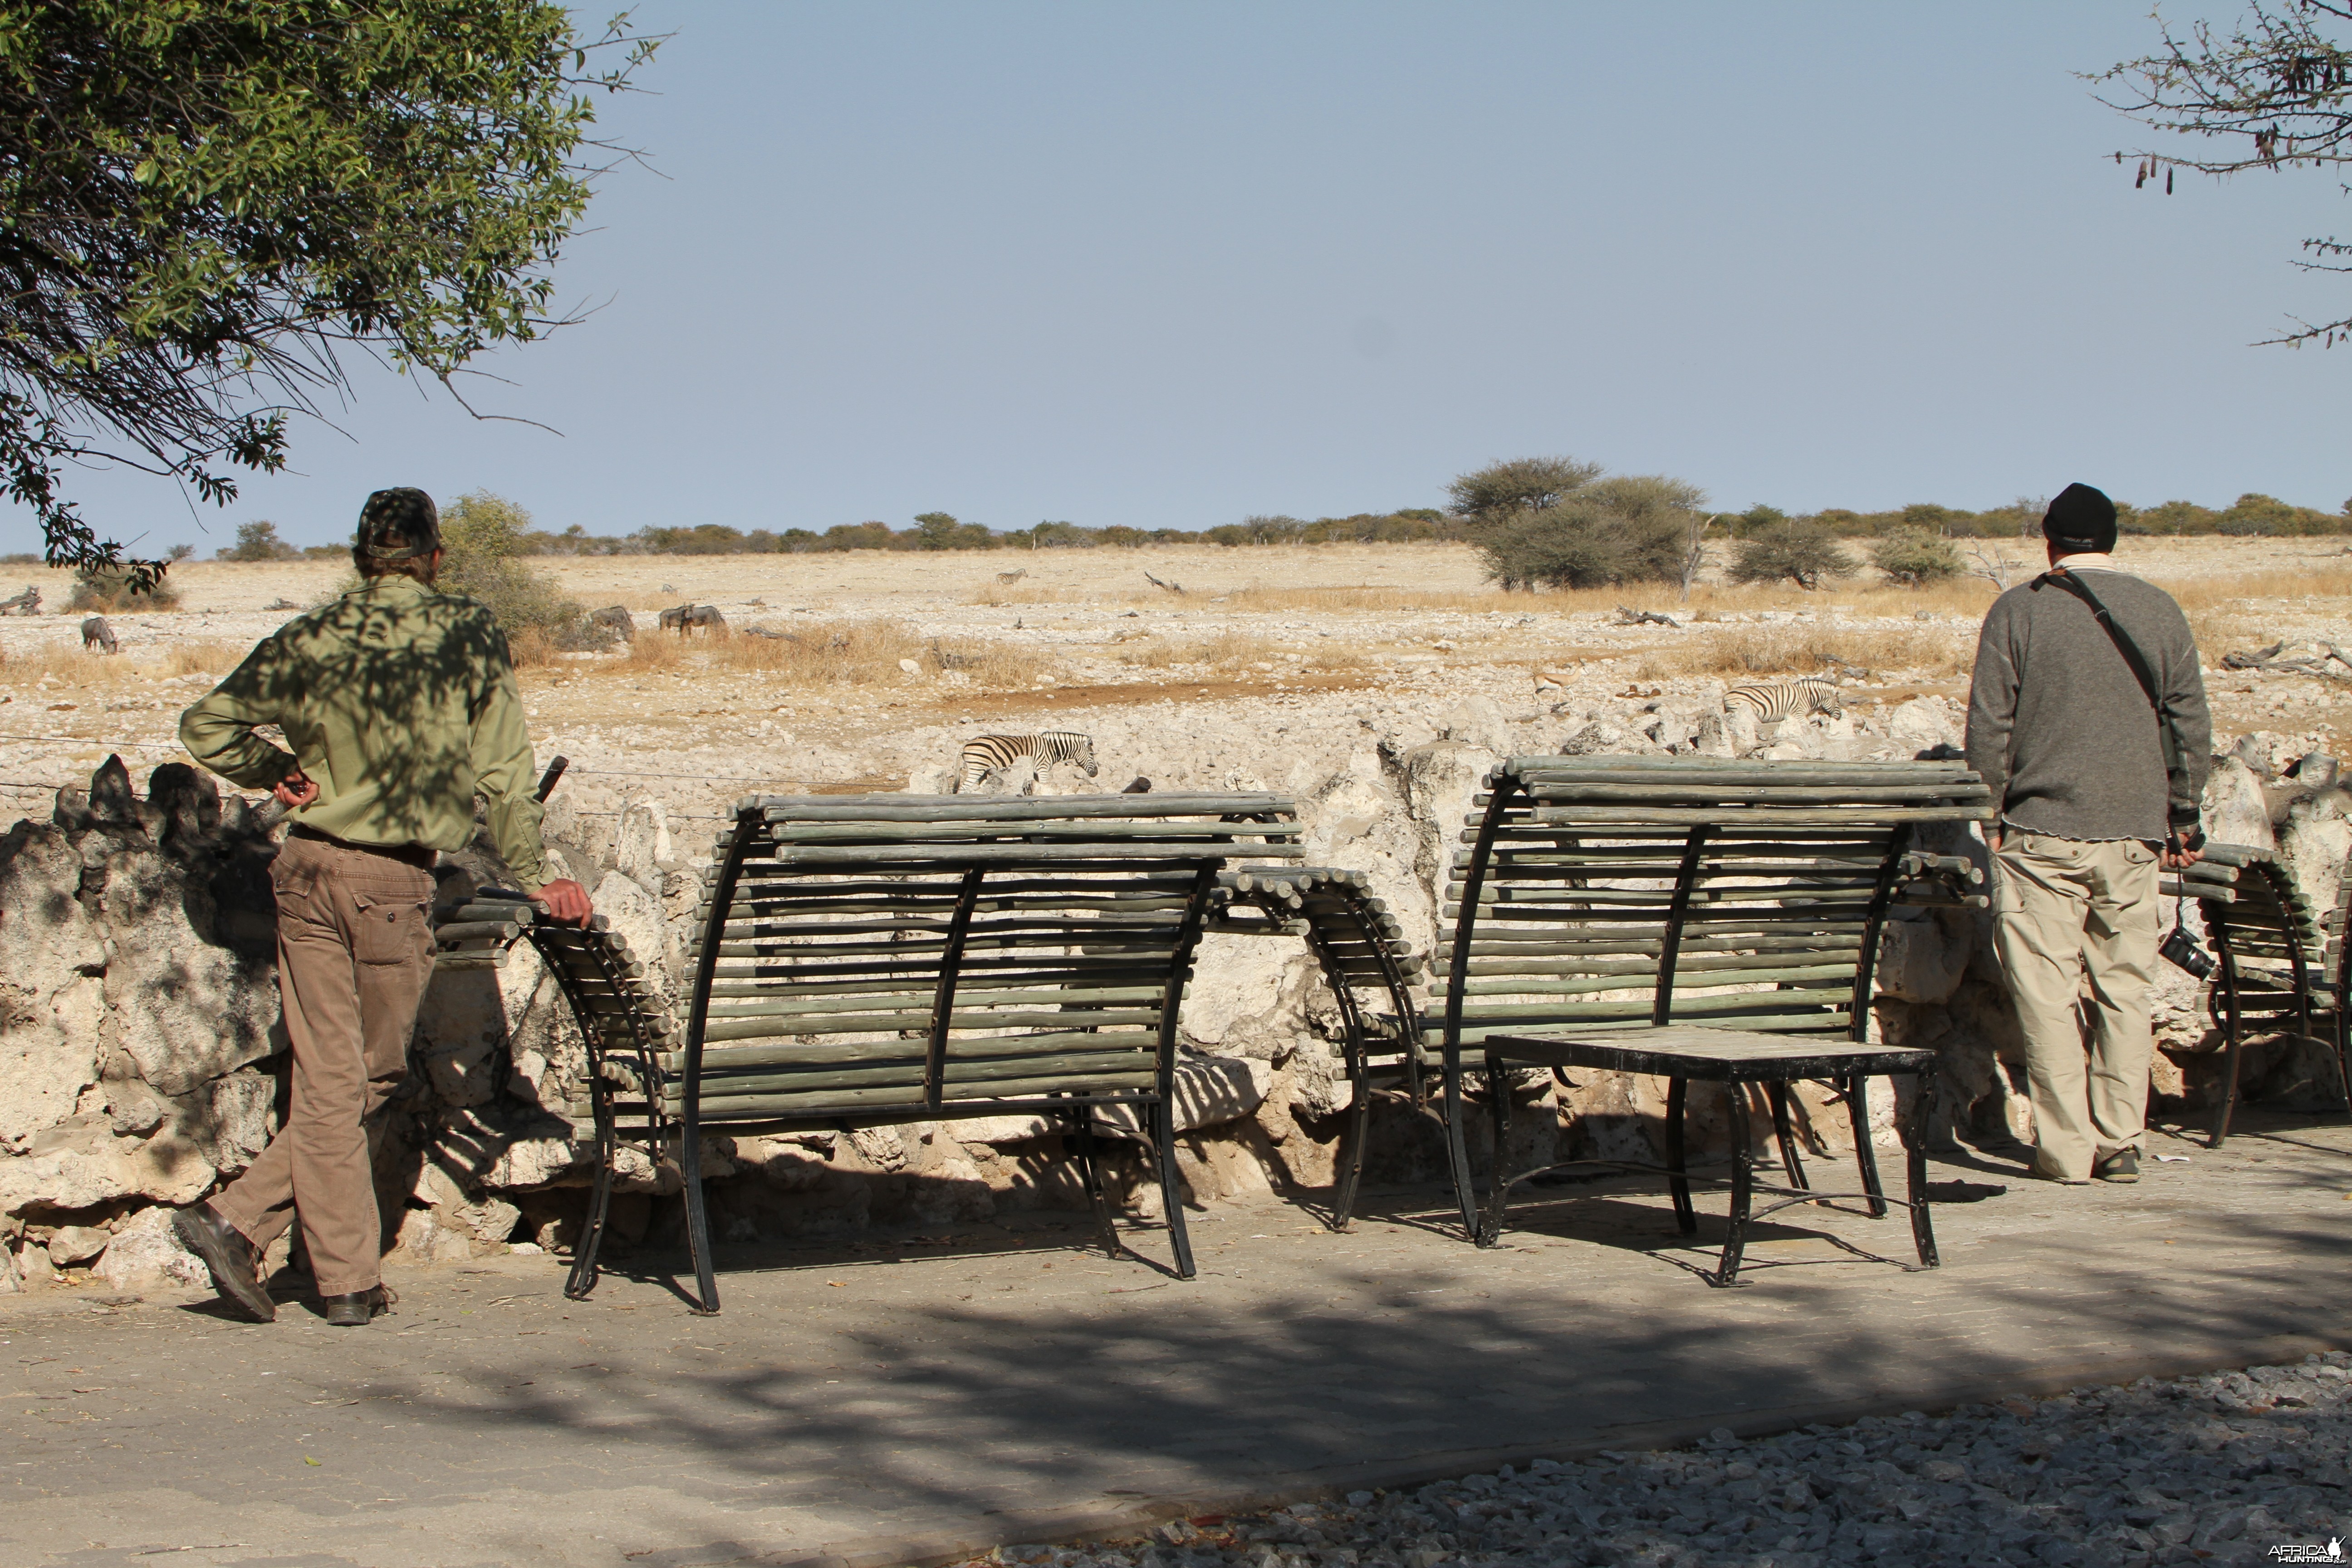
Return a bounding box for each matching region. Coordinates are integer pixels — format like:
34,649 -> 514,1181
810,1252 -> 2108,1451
2,1111 -> 2347,1568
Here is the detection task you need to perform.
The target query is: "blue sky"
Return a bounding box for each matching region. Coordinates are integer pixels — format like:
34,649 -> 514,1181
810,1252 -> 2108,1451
11,0 -> 2350,557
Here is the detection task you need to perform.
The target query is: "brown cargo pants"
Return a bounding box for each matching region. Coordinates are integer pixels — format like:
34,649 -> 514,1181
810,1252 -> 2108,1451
1991,830 -> 2160,1182
211,830 -> 436,1297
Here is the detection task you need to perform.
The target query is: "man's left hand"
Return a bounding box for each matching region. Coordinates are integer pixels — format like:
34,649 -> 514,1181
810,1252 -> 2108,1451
535,879 -> 593,926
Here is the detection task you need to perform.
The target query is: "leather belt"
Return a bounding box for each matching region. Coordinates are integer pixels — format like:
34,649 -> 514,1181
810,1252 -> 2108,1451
288,823 -> 437,870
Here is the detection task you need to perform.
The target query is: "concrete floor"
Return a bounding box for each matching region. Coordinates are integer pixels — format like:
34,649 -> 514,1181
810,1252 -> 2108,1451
2,1110 -> 2346,1568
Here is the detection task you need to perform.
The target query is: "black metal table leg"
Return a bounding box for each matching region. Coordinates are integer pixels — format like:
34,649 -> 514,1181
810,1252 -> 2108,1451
1665,1076 -> 1696,1235
1715,1088 -> 1754,1287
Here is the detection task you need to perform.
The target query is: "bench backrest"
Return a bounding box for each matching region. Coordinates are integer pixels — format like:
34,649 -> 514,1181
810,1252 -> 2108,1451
1426,755 -> 1994,1059
679,793 -> 1304,1132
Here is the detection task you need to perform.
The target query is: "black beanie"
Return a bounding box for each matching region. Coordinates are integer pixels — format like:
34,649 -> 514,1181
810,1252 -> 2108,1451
2042,483 -> 2117,554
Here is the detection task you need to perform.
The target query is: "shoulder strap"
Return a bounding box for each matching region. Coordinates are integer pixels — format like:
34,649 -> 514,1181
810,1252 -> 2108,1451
2038,567 -> 2185,791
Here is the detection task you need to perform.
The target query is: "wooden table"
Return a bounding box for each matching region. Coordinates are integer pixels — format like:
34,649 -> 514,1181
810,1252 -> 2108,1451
1479,1024 -> 1938,1286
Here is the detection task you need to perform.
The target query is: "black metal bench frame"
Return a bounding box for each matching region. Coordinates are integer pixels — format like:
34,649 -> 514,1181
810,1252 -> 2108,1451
1208,867 -> 1431,1232
1435,755 -> 1990,1282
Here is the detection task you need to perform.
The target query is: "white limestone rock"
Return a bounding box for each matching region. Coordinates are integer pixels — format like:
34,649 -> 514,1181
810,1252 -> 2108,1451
47,1224 -> 108,1266
590,872 -> 671,995
90,1205 -> 208,1292
95,841 -> 279,1098
0,824 -> 108,1150
1439,696 -> 1513,758
612,794 -> 673,895
0,1117 -> 214,1216
2277,795 -> 2352,912
1887,696 -> 1960,754
2204,758 -> 2276,853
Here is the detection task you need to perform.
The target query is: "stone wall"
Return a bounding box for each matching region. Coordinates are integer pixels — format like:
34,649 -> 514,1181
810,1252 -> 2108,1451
3,698 -> 2339,1294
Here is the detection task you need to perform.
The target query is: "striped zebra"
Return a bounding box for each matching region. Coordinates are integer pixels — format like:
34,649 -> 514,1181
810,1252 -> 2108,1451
1723,677 -> 1842,723
959,730 -> 1100,787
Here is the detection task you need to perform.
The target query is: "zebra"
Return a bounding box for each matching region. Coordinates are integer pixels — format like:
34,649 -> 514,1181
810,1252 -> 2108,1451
1723,677 -> 1841,723
959,730 -> 1099,787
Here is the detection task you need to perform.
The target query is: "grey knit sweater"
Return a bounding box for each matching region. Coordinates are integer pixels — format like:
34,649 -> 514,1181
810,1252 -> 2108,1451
1964,566 -> 2210,842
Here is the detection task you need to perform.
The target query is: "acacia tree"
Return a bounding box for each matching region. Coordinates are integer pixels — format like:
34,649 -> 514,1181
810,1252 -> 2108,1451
2097,2 -> 2352,345
0,2 -> 658,588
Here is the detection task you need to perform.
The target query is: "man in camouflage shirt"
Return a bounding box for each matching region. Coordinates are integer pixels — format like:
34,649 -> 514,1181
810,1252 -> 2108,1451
174,489 -> 590,1326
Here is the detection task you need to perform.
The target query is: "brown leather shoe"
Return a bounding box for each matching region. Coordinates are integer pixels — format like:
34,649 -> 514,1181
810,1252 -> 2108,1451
323,1285 -> 396,1327
173,1205 -> 275,1322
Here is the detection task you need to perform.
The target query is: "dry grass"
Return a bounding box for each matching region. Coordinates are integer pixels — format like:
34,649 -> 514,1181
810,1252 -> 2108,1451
1636,623 -> 1975,682
0,636 -> 241,688
545,619 -> 1066,693
1113,627 -> 1371,673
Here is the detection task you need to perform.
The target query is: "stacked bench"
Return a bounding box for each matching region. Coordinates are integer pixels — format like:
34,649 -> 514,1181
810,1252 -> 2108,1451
2163,843 -> 2352,1147
1426,755 -> 1992,1284
1208,866 -> 1433,1231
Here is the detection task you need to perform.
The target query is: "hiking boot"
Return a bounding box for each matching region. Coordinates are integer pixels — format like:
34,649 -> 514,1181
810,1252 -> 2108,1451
173,1204 -> 275,1322
2029,1153 -> 2089,1186
2094,1148 -> 2141,1184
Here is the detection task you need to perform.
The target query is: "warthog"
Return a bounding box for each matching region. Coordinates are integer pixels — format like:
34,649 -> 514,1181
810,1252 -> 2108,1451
81,616 -> 118,654
681,604 -> 725,636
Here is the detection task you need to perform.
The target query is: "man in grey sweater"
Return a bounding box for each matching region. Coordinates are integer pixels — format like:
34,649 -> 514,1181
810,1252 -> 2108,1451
1964,483 -> 2210,1185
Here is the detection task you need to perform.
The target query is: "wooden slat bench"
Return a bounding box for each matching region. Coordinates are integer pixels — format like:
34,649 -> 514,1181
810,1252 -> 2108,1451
1208,866 -> 1429,1231
432,891 -> 678,1302
1431,755 -> 1992,1284
665,792 -> 1306,1313
2163,843 -> 2352,1147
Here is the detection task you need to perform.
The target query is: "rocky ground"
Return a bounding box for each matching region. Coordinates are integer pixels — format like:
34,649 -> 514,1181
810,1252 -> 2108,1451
980,1353 -> 2352,1568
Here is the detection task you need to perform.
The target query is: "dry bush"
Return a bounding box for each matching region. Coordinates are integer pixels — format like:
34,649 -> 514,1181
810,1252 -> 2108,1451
1644,623 -> 1974,681
159,640 -> 238,678
1113,627 -> 1369,674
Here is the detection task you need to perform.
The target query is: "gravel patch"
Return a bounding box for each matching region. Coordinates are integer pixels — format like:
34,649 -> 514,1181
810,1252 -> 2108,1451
982,1352 -> 2352,1568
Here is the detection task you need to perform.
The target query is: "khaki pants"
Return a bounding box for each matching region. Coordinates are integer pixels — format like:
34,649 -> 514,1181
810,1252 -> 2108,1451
213,833 -> 435,1297
1991,830 -> 2160,1181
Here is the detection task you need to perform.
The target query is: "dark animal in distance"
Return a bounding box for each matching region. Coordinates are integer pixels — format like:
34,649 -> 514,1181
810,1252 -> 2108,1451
679,605 -> 725,636
1121,776 -> 1152,794
657,605 -> 686,633
81,616 -> 117,654
1144,571 -> 1184,594
590,605 -> 635,643
0,586 -> 39,616
996,568 -> 1027,585
959,731 -> 1098,787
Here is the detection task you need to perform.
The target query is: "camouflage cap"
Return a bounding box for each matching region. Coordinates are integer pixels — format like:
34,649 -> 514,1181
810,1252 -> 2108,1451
356,487 -> 441,560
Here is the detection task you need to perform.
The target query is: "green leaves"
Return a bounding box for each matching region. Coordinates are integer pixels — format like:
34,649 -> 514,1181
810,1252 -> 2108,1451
0,0 -> 660,577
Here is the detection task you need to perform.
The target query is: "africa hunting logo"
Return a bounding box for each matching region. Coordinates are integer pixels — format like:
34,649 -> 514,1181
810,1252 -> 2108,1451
2268,1541 -> 2344,1564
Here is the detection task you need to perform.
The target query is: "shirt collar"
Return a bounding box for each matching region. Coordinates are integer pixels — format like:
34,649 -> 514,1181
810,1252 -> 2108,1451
2051,552 -> 2117,571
